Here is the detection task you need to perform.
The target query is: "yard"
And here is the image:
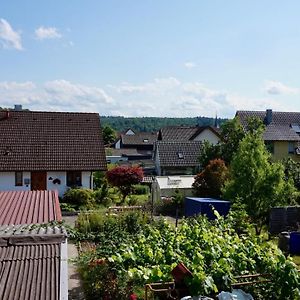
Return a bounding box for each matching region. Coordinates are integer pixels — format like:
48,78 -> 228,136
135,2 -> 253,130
66,208 -> 300,300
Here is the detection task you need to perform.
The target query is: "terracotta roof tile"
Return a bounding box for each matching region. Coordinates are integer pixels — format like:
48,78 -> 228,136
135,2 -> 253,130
0,111 -> 107,171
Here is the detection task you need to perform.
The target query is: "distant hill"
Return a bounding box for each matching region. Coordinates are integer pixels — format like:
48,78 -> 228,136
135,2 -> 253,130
100,116 -> 228,132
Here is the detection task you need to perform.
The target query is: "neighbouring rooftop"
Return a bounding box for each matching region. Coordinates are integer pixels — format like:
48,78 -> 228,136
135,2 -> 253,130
0,110 -> 107,171
0,190 -> 62,225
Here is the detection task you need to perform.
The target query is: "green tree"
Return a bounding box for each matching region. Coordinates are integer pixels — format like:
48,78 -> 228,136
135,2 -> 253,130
282,158 -> 300,190
223,129 -> 296,234
102,125 -> 117,145
199,117 -> 265,168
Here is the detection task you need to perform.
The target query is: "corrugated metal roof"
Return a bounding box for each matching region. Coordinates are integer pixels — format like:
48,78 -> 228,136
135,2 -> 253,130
0,224 -> 66,300
0,190 -> 62,225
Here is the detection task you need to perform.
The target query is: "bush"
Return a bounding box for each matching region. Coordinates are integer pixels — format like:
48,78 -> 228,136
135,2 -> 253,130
63,188 -> 95,208
132,184 -> 149,195
94,181 -> 112,207
60,202 -> 77,212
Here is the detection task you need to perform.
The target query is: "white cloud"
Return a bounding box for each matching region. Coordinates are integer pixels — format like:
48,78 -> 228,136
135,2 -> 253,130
184,62 -> 197,69
0,78 -> 295,117
35,26 -> 62,40
44,80 -> 113,105
0,80 -> 114,113
265,80 -> 298,95
0,18 -> 22,50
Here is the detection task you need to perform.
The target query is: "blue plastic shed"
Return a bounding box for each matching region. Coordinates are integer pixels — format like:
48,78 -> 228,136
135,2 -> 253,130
185,197 -> 231,220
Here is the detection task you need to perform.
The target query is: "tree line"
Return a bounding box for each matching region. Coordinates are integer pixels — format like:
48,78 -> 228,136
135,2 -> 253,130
100,115 -> 227,132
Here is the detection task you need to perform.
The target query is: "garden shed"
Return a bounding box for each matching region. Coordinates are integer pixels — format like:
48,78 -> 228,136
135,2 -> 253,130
153,175 -> 195,201
185,197 -> 230,219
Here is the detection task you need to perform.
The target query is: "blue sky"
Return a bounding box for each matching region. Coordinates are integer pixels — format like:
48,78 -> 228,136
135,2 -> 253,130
1,1 -> 300,117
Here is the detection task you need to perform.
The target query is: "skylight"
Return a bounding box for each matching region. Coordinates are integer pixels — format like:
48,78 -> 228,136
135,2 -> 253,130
177,152 -> 184,159
291,123 -> 300,133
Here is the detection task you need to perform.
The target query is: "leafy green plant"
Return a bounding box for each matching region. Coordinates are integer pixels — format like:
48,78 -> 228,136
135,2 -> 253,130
63,188 -> 95,208
76,211 -> 300,299
132,184 -> 149,195
59,202 -> 77,212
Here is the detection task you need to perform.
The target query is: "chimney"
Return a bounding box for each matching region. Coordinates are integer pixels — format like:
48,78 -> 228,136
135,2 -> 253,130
14,104 -> 22,111
266,109 -> 272,125
5,111 -> 10,119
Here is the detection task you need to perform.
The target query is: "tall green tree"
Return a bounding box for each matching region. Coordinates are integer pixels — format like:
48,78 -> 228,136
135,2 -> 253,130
102,125 -> 117,145
223,128 -> 296,234
199,117 -> 264,168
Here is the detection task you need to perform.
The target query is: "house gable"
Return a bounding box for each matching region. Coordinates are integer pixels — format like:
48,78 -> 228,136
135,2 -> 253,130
191,127 -> 221,145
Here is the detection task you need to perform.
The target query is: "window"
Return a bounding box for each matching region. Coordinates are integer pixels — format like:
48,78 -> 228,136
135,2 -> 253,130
15,172 -> 23,186
143,139 -> 149,143
66,171 -> 82,187
177,152 -> 184,159
288,142 -> 295,154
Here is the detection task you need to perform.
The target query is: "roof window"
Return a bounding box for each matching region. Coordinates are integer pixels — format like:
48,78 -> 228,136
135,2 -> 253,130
177,152 -> 184,159
143,139 -> 149,143
291,123 -> 300,133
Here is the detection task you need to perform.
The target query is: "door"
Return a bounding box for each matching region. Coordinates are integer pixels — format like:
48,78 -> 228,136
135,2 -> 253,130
31,171 -> 47,191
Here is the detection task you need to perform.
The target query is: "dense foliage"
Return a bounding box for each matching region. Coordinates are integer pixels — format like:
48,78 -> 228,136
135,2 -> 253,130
283,157 -> 300,190
199,117 -> 245,167
76,211 -> 300,300
102,124 -> 117,145
223,126 -> 296,234
63,188 -> 95,208
100,116 -> 227,132
106,166 -> 144,201
193,159 -> 229,198
199,117 -> 263,168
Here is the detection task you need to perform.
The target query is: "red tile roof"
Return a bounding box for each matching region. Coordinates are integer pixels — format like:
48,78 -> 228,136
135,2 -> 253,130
0,110 -> 107,171
0,190 -> 62,225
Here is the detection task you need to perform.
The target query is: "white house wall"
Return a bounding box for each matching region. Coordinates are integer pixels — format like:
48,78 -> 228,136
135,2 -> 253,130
47,171 -> 67,196
193,129 -> 220,145
0,172 -> 31,191
0,171 -> 93,197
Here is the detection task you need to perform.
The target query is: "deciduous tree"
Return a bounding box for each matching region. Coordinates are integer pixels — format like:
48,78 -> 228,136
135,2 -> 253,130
193,159 -> 229,198
106,166 -> 144,202
223,129 -> 296,234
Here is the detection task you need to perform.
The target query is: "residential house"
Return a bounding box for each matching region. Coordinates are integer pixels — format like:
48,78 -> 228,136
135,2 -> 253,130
157,125 -> 221,145
236,109 -> 300,161
154,141 -> 203,175
0,110 -> 107,197
114,128 -> 157,156
154,125 -> 220,175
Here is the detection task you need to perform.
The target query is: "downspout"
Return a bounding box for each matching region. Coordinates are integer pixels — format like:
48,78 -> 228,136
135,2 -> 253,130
90,171 -> 93,189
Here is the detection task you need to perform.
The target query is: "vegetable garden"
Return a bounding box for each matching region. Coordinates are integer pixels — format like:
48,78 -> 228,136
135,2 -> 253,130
69,209 -> 300,300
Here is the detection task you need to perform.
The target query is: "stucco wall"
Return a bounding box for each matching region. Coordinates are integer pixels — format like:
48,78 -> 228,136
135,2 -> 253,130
193,129 -> 220,145
0,171 -> 93,197
273,141 -> 300,162
0,172 -> 31,191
